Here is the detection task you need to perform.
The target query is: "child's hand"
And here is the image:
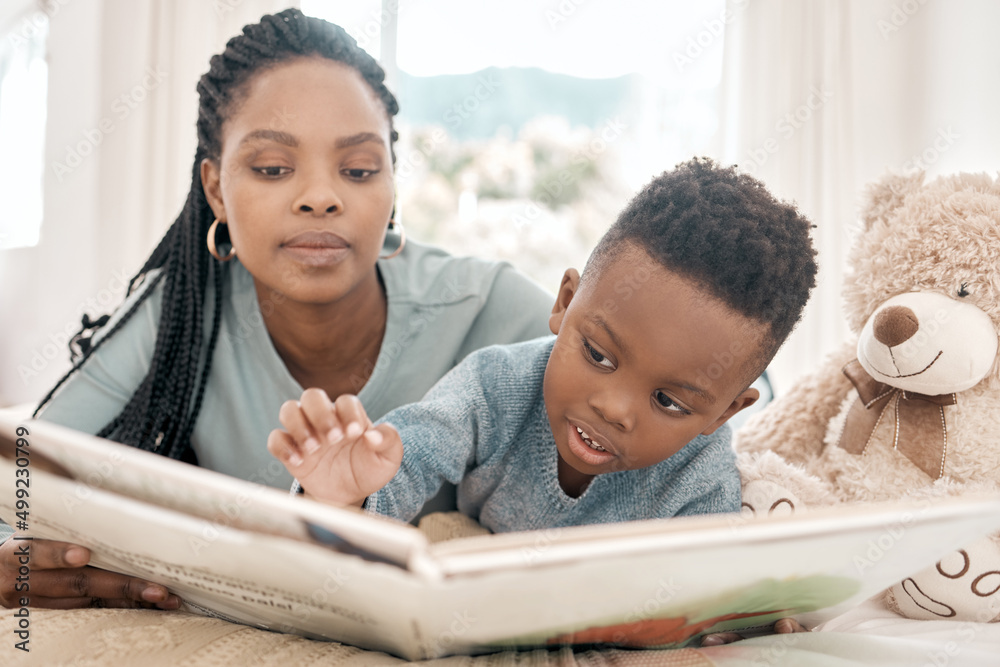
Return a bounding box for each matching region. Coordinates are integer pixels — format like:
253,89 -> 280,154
267,389 -> 403,507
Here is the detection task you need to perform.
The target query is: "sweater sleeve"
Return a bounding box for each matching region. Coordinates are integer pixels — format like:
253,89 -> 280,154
364,345 -> 520,523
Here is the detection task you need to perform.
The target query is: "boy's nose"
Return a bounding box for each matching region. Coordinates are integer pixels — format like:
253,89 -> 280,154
589,392 -> 635,432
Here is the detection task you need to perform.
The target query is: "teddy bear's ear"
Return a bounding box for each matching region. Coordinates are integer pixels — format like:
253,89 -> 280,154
859,171 -> 926,230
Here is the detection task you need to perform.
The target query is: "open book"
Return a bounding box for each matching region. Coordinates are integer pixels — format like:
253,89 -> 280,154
3,411 -> 1000,660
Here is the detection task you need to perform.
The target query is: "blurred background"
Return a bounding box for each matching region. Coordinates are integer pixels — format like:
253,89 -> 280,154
1,0 -> 998,407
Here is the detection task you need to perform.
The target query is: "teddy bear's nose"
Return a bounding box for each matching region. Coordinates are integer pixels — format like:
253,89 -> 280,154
873,305 -> 920,348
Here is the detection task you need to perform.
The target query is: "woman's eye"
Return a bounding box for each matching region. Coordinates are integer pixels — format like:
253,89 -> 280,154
343,168 -> 377,180
253,166 -> 291,178
654,391 -> 688,414
958,282 -> 970,297
582,339 -> 614,369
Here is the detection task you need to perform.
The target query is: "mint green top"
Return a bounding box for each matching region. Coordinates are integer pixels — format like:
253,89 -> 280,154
38,240 -> 554,491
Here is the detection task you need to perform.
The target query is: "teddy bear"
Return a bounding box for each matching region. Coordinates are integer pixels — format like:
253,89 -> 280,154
734,169 -> 1000,622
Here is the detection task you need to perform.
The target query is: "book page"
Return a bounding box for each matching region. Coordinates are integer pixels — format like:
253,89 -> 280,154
412,495 -> 1000,652
0,413 -> 426,569
0,457 -> 426,657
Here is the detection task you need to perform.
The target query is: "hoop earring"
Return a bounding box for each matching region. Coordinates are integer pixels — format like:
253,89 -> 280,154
379,220 -> 406,260
207,218 -> 236,262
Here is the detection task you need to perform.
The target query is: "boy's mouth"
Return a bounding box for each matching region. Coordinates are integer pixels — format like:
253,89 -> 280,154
575,426 -> 606,451
565,420 -> 617,467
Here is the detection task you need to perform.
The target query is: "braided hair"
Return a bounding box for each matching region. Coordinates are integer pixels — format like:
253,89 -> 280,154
34,9 -> 400,462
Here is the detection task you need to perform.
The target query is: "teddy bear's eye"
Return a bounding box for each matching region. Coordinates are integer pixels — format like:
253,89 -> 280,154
957,282 -> 970,298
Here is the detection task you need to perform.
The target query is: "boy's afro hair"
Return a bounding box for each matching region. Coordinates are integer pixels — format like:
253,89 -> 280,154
586,157 -> 818,364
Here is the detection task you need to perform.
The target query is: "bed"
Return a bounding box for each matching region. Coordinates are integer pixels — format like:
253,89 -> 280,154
4,512 -> 999,667
4,599 -> 1000,666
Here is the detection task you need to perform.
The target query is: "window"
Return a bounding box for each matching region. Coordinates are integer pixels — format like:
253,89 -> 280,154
302,1 -> 726,289
0,10 -> 47,249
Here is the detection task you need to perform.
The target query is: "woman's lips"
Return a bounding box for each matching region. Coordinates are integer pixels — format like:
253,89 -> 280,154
565,420 -> 617,467
281,231 -> 349,267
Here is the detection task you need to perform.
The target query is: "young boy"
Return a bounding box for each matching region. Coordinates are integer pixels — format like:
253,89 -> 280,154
268,158 -> 817,531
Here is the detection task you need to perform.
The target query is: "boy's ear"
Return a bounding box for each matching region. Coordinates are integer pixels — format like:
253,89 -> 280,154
700,387 -> 760,435
200,158 -> 226,221
549,269 -> 581,335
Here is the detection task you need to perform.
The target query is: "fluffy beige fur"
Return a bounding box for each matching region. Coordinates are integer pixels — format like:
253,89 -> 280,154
734,170 -> 1000,622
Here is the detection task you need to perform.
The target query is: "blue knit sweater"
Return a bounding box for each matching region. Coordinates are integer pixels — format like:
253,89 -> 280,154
366,337 -> 740,532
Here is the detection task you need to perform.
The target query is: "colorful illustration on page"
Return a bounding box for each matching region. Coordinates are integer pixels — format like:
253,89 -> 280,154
498,575 -> 859,649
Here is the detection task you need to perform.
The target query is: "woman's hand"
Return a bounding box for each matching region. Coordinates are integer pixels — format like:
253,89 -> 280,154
700,618 -> 808,646
0,537 -> 180,609
269,390 -> 403,506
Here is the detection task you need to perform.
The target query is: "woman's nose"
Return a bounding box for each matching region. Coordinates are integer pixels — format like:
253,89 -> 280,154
293,171 -> 343,215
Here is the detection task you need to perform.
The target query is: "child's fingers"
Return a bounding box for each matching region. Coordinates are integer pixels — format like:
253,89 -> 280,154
364,423 -> 392,448
278,399 -> 320,453
298,388 -> 342,448
332,394 -> 371,440
366,424 -> 403,461
267,429 -> 304,468
358,424 -> 403,490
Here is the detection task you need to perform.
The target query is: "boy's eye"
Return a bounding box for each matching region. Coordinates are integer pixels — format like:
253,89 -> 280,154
654,391 -> 688,414
252,166 -> 291,178
582,338 -> 615,369
343,168 -> 378,180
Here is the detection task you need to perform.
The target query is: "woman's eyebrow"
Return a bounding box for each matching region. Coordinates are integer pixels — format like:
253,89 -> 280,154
237,130 -> 384,151
239,129 -> 297,148
334,131 -> 386,149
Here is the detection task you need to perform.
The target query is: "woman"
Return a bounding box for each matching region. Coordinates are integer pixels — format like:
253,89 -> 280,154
0,8 -> 552,610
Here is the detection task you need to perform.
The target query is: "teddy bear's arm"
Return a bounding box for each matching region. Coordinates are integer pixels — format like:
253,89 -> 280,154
732,341 -> 856,467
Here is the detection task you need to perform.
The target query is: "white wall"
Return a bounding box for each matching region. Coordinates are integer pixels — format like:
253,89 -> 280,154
0,0 -> 293,407
1,0 -> 103,407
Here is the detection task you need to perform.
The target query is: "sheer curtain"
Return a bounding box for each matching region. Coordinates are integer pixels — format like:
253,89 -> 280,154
0,0 -> 294,406
720,0 -> 1000,394
0,4 -> 47,250
92,0 -> 298,283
